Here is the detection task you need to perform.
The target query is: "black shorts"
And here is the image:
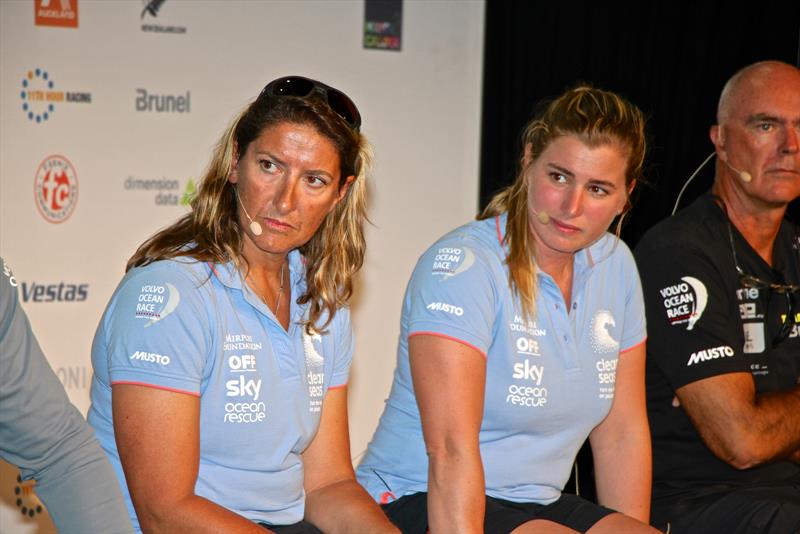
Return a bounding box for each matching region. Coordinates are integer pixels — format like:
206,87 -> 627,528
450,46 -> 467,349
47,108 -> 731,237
651,478 -> 800,534
382,492 -> 616,534
259,520 -> 323,534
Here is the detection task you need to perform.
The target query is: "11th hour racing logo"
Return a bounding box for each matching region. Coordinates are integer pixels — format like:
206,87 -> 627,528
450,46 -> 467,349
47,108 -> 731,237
20,68 -> 91,123
34,155 -> 78,223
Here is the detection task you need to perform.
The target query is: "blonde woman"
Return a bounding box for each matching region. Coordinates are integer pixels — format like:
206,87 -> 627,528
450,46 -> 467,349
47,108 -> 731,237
89,76 -> 397,534
357,86 -> 659,533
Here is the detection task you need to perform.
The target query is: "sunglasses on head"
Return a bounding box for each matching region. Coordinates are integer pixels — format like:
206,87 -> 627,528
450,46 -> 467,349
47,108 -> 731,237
260,76 -> 361,132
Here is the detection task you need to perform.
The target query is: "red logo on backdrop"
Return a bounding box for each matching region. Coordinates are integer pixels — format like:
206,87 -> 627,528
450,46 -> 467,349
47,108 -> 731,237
34,0 -> 79,28
34,155 -> 78,223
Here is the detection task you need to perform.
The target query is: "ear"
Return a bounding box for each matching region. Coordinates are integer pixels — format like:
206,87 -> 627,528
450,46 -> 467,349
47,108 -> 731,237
332,175 -> 356,209
227,145 -> 241,184
522,143 -> 533,167
627,178 -> 637,196
710,125 -> 727,162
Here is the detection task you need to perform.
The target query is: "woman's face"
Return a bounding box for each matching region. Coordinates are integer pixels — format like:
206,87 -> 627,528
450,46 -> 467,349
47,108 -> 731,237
229,121 -> 353,260
526,134 -> 630,267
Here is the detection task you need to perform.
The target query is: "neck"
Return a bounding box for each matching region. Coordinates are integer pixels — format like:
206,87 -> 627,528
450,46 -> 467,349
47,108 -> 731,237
712,177 -> 785,265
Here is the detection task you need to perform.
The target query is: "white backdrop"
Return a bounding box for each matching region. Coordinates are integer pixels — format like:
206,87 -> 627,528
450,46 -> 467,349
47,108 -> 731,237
0,0 -> 484,531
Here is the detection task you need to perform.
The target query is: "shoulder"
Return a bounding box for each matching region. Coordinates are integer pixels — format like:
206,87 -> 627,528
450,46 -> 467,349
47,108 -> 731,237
418,217 -> 505,272
635,194 -> 722,259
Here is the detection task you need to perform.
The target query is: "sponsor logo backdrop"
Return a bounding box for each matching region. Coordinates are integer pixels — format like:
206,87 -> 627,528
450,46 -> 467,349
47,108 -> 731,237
0,1 -> 484,531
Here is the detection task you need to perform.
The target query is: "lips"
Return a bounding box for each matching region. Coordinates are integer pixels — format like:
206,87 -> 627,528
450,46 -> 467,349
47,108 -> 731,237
550,217 -> 581,233
263,217 -> 295,231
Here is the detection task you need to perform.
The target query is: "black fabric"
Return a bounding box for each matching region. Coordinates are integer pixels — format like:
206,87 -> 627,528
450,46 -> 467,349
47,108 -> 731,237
381,492 -> 616,534
635,192 -> 800,491
651,474 -> 800,534
260,520 -> 324,534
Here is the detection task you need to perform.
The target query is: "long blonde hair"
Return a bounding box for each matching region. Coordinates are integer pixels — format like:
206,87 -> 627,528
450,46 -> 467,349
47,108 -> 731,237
127,91 -> 372,332
479,85 -> 646,320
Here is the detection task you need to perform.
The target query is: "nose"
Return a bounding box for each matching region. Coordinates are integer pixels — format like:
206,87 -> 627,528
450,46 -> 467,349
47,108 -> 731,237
780,126 -> 799,154
274,175 -> 299,214
561,186 -> 584,217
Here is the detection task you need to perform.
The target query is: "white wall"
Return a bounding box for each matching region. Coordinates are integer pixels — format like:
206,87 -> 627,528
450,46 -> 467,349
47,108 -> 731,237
0,0 -> 484,530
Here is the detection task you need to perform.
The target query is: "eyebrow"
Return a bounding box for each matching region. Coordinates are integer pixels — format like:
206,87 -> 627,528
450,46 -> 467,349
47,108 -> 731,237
547,162 -> 619,189
746,113 -> 782,124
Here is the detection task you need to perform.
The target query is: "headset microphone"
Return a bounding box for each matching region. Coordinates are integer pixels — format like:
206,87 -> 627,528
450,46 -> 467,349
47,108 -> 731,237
531,208 -> 550,225
724,160 -> 752,183
235,188 -> 263,236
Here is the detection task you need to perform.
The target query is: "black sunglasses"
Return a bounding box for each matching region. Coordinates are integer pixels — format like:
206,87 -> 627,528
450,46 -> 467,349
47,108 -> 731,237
723,204 -> 800,346
261,76 -> 361,131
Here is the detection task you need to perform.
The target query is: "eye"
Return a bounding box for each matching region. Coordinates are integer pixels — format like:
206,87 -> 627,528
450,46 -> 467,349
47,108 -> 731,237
304,174 -> 329,189
757,122 -> 774,132
259,159 -> 278,173
588,184 -> 610,197
549,172 -> 568,184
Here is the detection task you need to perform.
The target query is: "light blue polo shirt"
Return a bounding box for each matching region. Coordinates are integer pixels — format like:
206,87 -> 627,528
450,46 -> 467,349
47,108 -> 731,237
88,251 -> 352,531
356,214 -> 646,504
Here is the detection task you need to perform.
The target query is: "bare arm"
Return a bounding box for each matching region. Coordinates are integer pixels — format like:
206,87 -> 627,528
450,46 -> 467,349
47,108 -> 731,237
409,334 -> 486,534
302,386 -> 398,534
113,384 -> 266,534
676,373 -> 800,469
590,343 -> 651,523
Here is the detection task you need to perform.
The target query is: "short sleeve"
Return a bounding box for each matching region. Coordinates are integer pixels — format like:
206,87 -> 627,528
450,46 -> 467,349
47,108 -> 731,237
102,262 -> 212,395
635,240 -> 748,389
620,246 -> 647,352
330,307 -> 353,388
406,239 -> 497,354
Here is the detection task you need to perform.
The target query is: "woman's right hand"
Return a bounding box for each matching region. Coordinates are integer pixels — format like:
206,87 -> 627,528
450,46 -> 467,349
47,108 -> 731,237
409,334 -> 487,534
113,384 -> 265,534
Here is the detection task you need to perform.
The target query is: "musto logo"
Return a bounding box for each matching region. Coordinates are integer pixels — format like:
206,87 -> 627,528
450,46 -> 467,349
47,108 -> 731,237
687,345 -> 734,366
34,155 -> 78,223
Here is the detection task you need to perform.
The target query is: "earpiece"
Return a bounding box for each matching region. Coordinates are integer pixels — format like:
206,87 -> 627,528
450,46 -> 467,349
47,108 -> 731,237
235,187 -> 263,236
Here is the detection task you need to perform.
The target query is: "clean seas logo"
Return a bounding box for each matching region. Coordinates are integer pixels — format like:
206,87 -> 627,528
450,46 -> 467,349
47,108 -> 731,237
124,176 -> 195,206
589,310 -> 620,353
34,155 -> 78,223
141,0 -> 187,34
303,330 -> 325,413
20,68 -> 91,123
35,0 -> 78,28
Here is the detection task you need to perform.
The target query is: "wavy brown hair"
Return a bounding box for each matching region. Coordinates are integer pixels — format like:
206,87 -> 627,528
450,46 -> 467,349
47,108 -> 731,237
479,85 -> 646,320
127,89 -> 372,332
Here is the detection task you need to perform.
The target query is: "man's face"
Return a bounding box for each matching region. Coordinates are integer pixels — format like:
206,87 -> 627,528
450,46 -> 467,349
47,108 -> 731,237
719,67 -> 800,206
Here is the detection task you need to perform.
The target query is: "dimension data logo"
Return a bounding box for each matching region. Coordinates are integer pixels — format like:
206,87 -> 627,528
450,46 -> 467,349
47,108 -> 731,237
34,155 -> 78,223
20,68 -> 91,123
141,0 -> 187,34
124,175 -> 195,206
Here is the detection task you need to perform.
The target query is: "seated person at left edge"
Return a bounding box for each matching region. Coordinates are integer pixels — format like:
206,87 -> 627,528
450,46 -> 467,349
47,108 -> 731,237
88,76 -> 399,534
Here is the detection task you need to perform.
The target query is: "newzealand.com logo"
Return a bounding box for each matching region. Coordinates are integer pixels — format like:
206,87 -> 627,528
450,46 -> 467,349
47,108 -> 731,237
20,68 -> 91,123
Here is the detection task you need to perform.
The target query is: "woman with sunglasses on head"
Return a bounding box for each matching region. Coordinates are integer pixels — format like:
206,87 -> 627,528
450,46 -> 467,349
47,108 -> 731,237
356,86 -> 659,533
88,76 -> 398,534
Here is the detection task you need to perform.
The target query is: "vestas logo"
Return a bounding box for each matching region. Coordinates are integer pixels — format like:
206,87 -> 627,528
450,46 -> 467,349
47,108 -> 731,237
687,345 -> 735,366
20,282 -> 88,302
